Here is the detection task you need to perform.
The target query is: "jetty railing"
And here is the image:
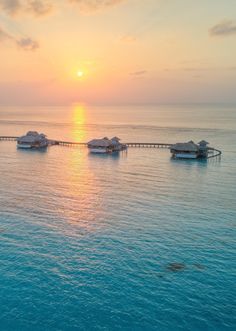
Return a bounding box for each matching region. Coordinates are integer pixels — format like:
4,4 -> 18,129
50,140 -> 87,147
126,143 -> 171,148
207,147 -> 222,158
0,136 -> 18,141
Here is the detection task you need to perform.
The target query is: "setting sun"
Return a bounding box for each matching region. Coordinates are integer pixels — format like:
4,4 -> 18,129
77,71 -> 84,78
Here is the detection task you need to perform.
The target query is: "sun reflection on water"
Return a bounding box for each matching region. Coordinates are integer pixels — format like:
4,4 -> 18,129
43,104 -> 106,232
54,148 -> 105,233
71,104 -> 87,142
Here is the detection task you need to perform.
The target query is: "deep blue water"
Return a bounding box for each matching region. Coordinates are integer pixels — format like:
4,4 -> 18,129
0,105 -> 235,330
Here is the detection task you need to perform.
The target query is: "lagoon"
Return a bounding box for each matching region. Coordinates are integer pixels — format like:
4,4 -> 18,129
0,104 -> 235,330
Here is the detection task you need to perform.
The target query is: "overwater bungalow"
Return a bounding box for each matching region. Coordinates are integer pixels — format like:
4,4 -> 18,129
170,140 -> 209,159
17,131 -> 48,149
87,137 -> 127,154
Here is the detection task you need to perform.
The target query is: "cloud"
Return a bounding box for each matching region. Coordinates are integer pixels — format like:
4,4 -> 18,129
209,20 -> 236,37
120,35 -> 137,43
166,66 -> 236,73
0,25 -> 39,50
0,0 -> 21,15
0,0 -> 54,17
182,67 -> 210,72
130,70 -> 147,76
0,0 -> 126,52
68,0 -> 125,13
17,37 -> 39,50
0,26 -> 13,41
0,0 -> 126,17
27,1 -> 54,17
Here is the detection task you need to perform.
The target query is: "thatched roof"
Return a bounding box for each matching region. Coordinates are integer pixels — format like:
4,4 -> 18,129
18,136 -> 38,143
87,138 -> 112,147
198,140 -> 209,145
88,136 -> 123,147
26,131 -> 39,136
17,131 -> 47,143
171,142 -> 199,152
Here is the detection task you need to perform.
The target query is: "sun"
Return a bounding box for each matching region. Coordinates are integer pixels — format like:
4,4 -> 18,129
77,71 -> 84,78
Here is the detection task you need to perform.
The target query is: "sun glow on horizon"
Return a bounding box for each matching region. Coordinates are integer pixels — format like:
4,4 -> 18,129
1,1 -> 236,104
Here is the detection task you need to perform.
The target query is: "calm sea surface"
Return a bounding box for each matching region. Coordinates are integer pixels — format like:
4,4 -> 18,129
0,104 -> 235,331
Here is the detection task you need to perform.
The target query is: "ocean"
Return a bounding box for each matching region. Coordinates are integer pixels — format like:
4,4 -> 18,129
0,104 -> 235,330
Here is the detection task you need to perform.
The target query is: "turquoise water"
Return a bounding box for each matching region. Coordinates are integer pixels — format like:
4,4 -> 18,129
0,105 -> 235,330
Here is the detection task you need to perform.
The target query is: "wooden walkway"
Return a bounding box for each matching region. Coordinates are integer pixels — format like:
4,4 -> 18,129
0,136 -> 18,141
0,136 -> 221,158
53,141 -> 172,148
0,137 -> 172,148
126,143 -> 171,148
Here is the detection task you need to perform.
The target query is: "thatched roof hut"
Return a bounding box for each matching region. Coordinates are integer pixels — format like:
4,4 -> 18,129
87,136 -> 127,152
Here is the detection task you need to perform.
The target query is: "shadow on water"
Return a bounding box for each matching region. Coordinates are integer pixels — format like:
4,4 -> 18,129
88,151 -> 127,161
17,147 -> 48,154
166,262 -> 186,272
162,262 -> 206,274
170,157 -> 208,168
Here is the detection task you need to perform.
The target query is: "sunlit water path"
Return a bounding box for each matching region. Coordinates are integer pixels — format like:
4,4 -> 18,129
0,105 -> 235,330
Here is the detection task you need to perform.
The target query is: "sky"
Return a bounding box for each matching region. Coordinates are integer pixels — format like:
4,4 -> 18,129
0,0 -> 236,105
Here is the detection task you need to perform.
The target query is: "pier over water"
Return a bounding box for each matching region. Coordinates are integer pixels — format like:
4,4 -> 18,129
0,136 -> 222,158
0,136 -> 172,148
